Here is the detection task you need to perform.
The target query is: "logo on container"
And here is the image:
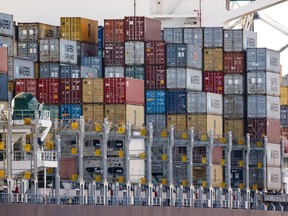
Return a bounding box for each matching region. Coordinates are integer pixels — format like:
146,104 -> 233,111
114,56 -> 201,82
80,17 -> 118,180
247,38 -> 256,47
270,150 -> 279,160
270,57 -> 278,67
270,78 -> 279,93
191,75 -> 200,84
271,174 -> 280,183
64,44 -> 75,61
211,99 -> 221,109
0,19 -> 11,30
270,103 -> 279,112
19,66 -> 31,77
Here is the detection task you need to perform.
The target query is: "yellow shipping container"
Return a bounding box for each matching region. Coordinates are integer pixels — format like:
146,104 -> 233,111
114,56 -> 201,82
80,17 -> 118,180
187,114 -> 223,136
224,119 -> 244,138
105,104 -> 144,127
167,114 -> 187,131
82,104 -> 104,123
60,17 -> 98,44
34,62 -> 39,79
82,78 -> 103,103
204,48 -> 223,71
193,165 -> 223,187
280,86 -> 288,105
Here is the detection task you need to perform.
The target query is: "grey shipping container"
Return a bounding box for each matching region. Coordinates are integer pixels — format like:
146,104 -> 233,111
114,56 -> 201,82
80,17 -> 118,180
166,68 -> 186,89
224,95 -> 244,119
39,39 -> 60,62
0,12 -> 13,37
187,91 -> 207,114
13,57 -> 35,79
60,65 -> 80,79
183,27 -> 203,47
105,66 -> 124,78
17,41 -> 39,61
186,44 -> 202,70
204,27 -> 223,48
0,74 -> 8,101
40,63 -> 60,78
146,114 -> 166,130
125,41 -> 145,65
125,66 -> 145,80
224,74 -> 244,95
81,66 -> 101,78
18,22 -> 58,41
163,28 -> 183,43
0,35 -> 13,56
166,43 -> 186,67
60,39 -> 78,65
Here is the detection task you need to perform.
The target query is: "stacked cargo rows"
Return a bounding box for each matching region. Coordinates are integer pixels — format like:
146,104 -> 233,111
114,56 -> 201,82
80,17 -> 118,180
281,75 -> 288,149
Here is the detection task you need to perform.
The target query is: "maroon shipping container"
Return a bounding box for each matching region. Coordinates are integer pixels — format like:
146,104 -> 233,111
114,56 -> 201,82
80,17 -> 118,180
60,157 -> 77,180
37,78 -> 59,104
124,16 -> 161,41
247,118 -> 281,144
282,128 -> 288,153
15,79 -> 37,97
104,43 -> 125,66
59,78 -> 82,104
224,52 -> 245,74
204,71 -> 224,94
145,41 -> 166,65
104,78 -> 144,105
0,47 -> 8,73
145,65 -> 166,90
104,19 -> 125,43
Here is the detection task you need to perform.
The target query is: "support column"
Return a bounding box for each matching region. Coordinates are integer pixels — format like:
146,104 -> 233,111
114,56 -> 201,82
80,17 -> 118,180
263,136 -> 267,193
245,133 -> 251,210
78,116 -> 85,205
33,110 -> 40,200
188,127 -> 195,207
102,118 -> 109,205
207,130 -> 214,208
147,123 -> 153,206
55,135 -> 61,204
227,131 -> 232,209
6,108 -> 13,203
125,121 -> 131,184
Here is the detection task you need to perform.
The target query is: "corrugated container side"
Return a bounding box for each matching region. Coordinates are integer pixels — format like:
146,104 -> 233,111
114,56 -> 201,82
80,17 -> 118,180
183,27 -> 203,46
0,74 -> 8,101
146,114 -> 166,129
15,78 -> 37,96
243,30 -> 257,50
166,43 -> 186,67
167,114 -> 187,131
204,27 -> 223,48
267,143 -> 281,167
146,90 -> 166,114
166,68 -> 186,89
0,47 -> 8,73
166,90 -> 186,114
145,65 -> 166,90
224,119 -> 244,138
13,57 -> 35,79
93,79 -> 103,103
207,92 -> 223,115
224,95 -> 244,119
104,19 -> 125,43
187,91 -> 207,114
186,44 -> 202,70
60,157 -> 77,180
125,66 -> 145,80
280,86 -> 288,105
145,41 -> 165,65
223,52 -> 245,74
204,71 -> 224,94
204,48 -> 223,71
0,35 -> 13,56
125,41 -> 145,65
80,66 -> 100,78
60,104 -> 82,119
163,28 -> 183,43
59,78 -> 82,104
98,26 -> 104,49
80,42 -> 98,57
18,23 -> 59,41
224,74 -> 244,95
280,106 -> 288,128
267,167 -> 282,191
104,43 -> 125,66
0,12 -> 13,36
83,104 -> 104,123
37,78 -> 49,103
104,66 -> 124,78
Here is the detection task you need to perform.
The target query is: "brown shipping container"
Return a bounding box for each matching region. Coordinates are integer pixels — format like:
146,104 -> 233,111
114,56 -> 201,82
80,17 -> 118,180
145,65 -> 166,90
187,114 -> 223,136
60,17 -> 98,44
281,86 -> 288,105
193,165 -> 223,187
60,157 -> 77,180
145,41 -> 166,65
37,78 -> 59,104
82,78 -> 103,103
104,19 -> 125,43
82,104 -> 104,123
59,78 -> 82,104
247,118 -> 281,144
34,62 -> 39,79
15,79 -> 37,97
0,47 -> 8,73
104,78 -> 144,105
124,16 -> 161,41
105,104 -> 144,127
223,52 -> 245,74
224,119 -> 244,138
104,43 -> 125,66
18,23 -> 59,41
167,114 -> 187,131
204,71 -> 223,94
204,48 -> 223,71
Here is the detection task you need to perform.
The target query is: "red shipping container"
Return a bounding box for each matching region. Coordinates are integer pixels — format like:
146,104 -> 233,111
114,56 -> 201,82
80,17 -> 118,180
247,118 -> 281,144
145,65 -> 166,90
60,78 -> 82,104
104,43 -> 125,66
15,79 -> 37,97
37,78 -> 59,104
104,19 -> 125,43
145,41 -> 166,65
204,71 -> 224,94
60,157 -> 77,180
104,78 -> 144,105
193,146 -> 223,164
0,47 -> 8,73
124,16 -> 161,41
224,52 -> 245,74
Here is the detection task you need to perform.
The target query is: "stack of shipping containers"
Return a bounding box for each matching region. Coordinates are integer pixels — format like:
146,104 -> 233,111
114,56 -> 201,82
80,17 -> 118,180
281,74 -> 288,151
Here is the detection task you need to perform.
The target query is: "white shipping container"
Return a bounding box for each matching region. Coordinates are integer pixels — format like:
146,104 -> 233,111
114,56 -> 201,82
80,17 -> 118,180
267,167 -> 282,191
224,74 -> 244,95
0,12 -> 13,37
267,143 -> 281,167
59,39 -> 78,65
129,159 -> 145,183
13,57 -> 35,79
267,96 -> 280,120
186,69 -> 202,91
186,44 -> 202,70
125,41 -> 145,65
129,139 -> 145,155
105,66 -> 124,78
207,93 -> 223,115
266,72 -> 280,96
243,30 -> 257,50
187,92 -> 207,114
0,35 -> 13,56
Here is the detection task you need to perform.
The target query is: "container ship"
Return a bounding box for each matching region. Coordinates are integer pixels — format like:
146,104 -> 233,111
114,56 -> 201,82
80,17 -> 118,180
1,0 -> 288,215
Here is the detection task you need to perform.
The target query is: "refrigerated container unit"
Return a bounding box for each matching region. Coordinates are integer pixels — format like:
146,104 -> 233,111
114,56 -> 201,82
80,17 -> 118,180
166,43 -> 186,67
166,90 -> 187,114
104,66 -> 124,78
37,78 -> 59,104
224,95 -> 245,119
204,48 -> 223,71
0,12 -> 13,37
15,78 -> 37,97
0,35 -> 13,56
204,71 -> 224,94
104,19 -> 125,43
280,106 -> 288,128
146,114 -> 166,130
280,86 -> 288,105
124,16 -> 161,41
145,65 -> 166,90
203,27 -> 223,48
146,90 -> 166,114
60,17 -> 98,44
82,104 -> 104,123
43,104 -> 59,122
0,74 -> 8,101
186,44 -> 202,70
246,48 -> 280,73
104,43 -> 125,65
224,74 -> 244,95
183,27 -> 203,47
59,78 -> 82,104
17,41 -> 39,61
39,63 -> 60,78
0,47 -> 8,72
125,41 -> 145,65
12,57 -> 35,80
98,26 -> 104,49
125,66 -> 144,79
163,28 -> 183,43
60,104 -> 82,120
223,52 -> 245,74
167,114 -> 187,131
82,78 -> 103,104
145,40 -> 165,65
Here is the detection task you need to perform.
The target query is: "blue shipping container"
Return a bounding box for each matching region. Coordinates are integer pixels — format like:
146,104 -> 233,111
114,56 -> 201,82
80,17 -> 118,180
146,90 -> 166,114
81,56 -> 103,74
281,106 -> 288,128
60,104 -> 82,120
166,44 -> 186,67
98,26 -> 104,49
0,73 -> 8,101
166,90 -> 186,114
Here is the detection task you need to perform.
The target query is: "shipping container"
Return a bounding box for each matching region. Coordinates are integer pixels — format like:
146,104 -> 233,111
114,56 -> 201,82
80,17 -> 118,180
60,157 -> 77,180
82,78 -> 103,103
13,57 -> 35,79
280,106 -> 288,128
204,71 -> 224,94
167,114 -> 187,131
243,30 -> 257,49
223,30 -> 257,52
0,35 -> 14,56
231,169 -> 244,188
81,66 -> 100,78
104,43 -> 125,66
39,63 -> 60,78
224,119 -> 244,138
0,12 -> 13,37
186,44 -> 202,70
223,52 -> 245,74
80,42 -> 97,57
187,91 -> 206,114
60,39 -> 78,65
43,104 -> 59,122
0,47 -> 8,72
60,17 -> 98,44
247,118 -> 281,144
204,27 -> 223,48
15,78 -> 37,96
103,19 -> 125,44
82,104 -> 104,123
163,28 -> 183,43
266,143 -> 281,167
224,74 -> 244,95
166,90 -> 186,114
0,74 -> 8,101
104,66 -> 124,78
124,16 -> 161,41
8,56 -> 13,80
105,104 -> 144,127
37,78 -> 59,104
125,41 -> 145,65
17,41 -> 39,61
267,167 -> 282,191
187,114 -> 223,136
247,48 -> 280,73
146,90 -> 166,114
39,39 -> 60,62
146,114 -> 166,129
98,26 -> 104,49
104,78 -> 144,105
59,78 -> 82,104
145,41 -> 165,65
125,66 -> 144,79
60,104 -> 82,119
193,165 -> 223,187
204,48 -> 223,71
166,43 -> 186,67
249,169 -> 264,190
18,22 -> 58,41
183,27 -> 203,46
145,65 -> 166,90
224,95 -> 244,119
81,56 -> 103,77
247,95 -> 280,119
280,86 -> 288,105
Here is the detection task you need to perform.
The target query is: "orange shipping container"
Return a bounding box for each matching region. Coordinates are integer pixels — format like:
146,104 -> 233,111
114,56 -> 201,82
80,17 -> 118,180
0,47 -> 8,73
82,104 -> 104,123
280,86 -> 288,105
82,78 -> 103,103
61,17 -> 98,44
